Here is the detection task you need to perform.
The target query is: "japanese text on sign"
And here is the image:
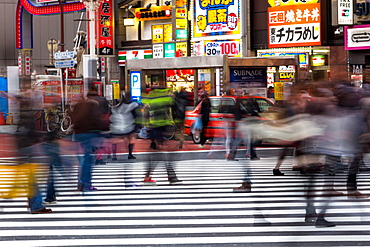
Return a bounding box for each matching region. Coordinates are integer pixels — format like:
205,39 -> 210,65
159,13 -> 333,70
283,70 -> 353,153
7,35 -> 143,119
268,3 -> 321,48
204,40 -> 240,57
194,0 -> 240,38
98,0 -> 114,56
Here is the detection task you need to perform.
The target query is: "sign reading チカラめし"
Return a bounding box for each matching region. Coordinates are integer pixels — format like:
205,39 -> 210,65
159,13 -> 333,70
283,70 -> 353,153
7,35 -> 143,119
193,0 -> 240,39
268,3 -> 321,48
230,68 -> 267,88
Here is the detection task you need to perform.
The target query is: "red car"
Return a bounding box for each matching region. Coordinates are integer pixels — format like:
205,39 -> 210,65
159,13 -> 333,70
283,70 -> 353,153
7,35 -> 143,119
184,95 -> 283,144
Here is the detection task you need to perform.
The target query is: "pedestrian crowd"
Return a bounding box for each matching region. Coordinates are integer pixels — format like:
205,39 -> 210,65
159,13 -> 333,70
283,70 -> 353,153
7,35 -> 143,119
0,80 -> 369,230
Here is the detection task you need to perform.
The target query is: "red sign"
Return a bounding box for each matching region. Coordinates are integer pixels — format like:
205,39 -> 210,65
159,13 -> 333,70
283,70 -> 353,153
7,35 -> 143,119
97,0 -> 114,56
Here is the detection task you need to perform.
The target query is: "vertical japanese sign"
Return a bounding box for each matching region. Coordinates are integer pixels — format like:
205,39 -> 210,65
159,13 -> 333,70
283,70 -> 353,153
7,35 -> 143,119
164,24 -> 173,42
97,0 -> 114,56
338,0 -> 353,25
193,0 -> 241,39
268,1 -> 321,48
152,25 -> 164,43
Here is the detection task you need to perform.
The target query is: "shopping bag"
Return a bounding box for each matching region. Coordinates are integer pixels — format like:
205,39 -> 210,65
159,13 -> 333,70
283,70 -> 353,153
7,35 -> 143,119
191,117 -> 203,134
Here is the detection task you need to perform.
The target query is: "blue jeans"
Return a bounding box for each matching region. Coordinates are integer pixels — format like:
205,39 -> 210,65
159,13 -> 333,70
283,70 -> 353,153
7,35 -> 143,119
73,132 -> 102,189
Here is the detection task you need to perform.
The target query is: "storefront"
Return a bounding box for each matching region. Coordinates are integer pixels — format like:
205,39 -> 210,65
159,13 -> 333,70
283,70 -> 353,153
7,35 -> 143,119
125,55 -> 299,105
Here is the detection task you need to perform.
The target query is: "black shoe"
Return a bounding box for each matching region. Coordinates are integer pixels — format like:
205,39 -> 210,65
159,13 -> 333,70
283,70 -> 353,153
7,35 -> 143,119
128,154 -> 136,159
31,208 -> 52,214
95,159 -> 106,165
169,179 -> 182,185
315,217 -> 336,228
304,213 -> 317,223
112,156 -> 118,161
273,169 -> 284,176
251,157 -> 260,160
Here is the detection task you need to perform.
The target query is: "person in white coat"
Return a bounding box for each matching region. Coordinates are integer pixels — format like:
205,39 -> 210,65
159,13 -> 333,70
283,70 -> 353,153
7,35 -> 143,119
110,94 -> 139,160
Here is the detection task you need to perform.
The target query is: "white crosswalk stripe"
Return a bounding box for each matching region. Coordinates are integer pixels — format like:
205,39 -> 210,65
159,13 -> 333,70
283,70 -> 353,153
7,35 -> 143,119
1,157 -> 370,246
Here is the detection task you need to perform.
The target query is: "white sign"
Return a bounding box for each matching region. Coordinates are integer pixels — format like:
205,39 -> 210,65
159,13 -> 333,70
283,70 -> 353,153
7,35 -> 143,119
345,26 -> 370,50
55,60 -> 75,68
204,40 -> 240,57
338,0 -> 353,25
152,44 -> 164,58
54,51 -> 75,60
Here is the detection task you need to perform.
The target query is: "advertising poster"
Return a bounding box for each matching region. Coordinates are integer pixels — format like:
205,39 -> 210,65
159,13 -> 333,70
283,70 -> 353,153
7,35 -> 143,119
274,82 -> 284,100
164,24 -> 173,42
152,25 -> 164,43
175,42 -> 188,57
193,0 -> 240,39
204,40 -> 241,57
164,43 -> 176,57
97,0 -> 114,56
112,80 -> 120,99
345,24 -> 370,50
268,0 -> 321,48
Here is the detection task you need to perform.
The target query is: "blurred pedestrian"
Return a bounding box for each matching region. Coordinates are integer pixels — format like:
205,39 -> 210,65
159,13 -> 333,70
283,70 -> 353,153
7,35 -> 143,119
109,93 -> 139,160
86,87 -> 111,165
13,90 -> 52,213
198,93 -> 211,148
173,87 -> 188,149
71,93 -> 106,191
141,88 -> 181,185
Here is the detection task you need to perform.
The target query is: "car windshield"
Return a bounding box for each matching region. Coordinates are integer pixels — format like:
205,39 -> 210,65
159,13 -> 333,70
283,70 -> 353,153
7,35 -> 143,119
239,98 -> 277,114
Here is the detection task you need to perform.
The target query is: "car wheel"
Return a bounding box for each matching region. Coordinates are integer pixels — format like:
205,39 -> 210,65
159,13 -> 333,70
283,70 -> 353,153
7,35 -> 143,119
192,131 -> 201,144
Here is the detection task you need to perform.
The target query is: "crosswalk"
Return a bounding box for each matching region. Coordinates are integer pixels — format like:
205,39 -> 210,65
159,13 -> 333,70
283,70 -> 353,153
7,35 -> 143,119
1,156 -> 370,246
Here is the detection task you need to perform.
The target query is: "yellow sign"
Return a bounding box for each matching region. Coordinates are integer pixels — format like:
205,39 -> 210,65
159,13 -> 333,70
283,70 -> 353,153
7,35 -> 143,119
175,42 -> 187,57
113,82 -> 120,100
176,19 -> 187,29
268,0 -> 319,7
176,0 -> 187,7
176,8 -> 187,18
152,25 -> 163,43
164,24 -> 172,42
274,82 -> 284,100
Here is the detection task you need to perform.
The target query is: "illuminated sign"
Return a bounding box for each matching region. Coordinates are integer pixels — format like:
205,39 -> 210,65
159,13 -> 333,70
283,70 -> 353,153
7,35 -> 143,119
193,0 -> 241,39
204,40 -> 241,57
230,68 -> 267,88
268,0 -> 319,7
152,25 -> 164,43
130,71 -> 142,102
135,6 -> 172,21
311,55 -> 326,66
338,0 -> 353,25
268,3 -> 321,48
97,0 -> 114,56
164,24 -> 173,42
259,52 -> 308,65
175,42 -> 188,57
164,43 -> 176,57
118,50 -> 152,66
344,24 -> 370,50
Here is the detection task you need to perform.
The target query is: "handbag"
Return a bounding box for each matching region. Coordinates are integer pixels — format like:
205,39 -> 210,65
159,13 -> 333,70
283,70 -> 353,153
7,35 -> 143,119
191,117 -> 203,134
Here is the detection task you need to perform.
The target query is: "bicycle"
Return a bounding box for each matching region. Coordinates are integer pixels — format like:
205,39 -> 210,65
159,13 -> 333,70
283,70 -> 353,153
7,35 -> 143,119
45,108 -> 73,133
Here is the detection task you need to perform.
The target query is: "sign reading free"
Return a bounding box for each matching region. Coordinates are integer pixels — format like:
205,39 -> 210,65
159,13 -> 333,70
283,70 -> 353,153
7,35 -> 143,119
204,40 -> 241,57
